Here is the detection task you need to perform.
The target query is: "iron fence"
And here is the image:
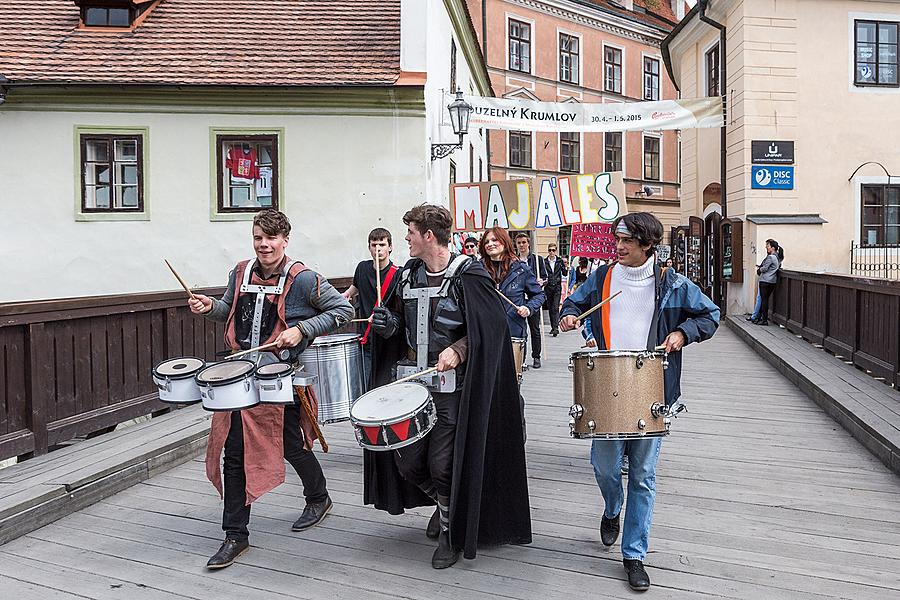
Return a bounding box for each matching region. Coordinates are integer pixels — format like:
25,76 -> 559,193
850,243 -> 900,280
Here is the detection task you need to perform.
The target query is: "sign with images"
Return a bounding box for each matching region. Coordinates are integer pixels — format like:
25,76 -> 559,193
751,141 -> 794,164
450,171 -> 626,231
656,244 -> 671,262
570,223 -> 617,260
752,165 -> 795,190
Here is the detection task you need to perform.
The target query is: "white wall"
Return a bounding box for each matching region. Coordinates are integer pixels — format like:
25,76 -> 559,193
0,107 -> 426,302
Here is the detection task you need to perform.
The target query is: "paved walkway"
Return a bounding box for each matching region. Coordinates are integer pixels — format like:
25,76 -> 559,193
1,325 -> 899,599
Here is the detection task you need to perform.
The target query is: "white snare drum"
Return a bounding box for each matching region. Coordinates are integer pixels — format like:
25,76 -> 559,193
350,382 -> 436,451
196,360 -> 260,411
255,362 -> 296,405
152,357 -> 204,404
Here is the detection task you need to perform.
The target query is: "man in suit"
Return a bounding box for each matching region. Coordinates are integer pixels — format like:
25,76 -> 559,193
514,233 -> 548,369
544,243 -> 566,336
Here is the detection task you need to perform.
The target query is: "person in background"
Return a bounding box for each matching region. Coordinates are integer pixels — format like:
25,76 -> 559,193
514,233 -> 548,369
569,256 -> 590,292
544,243 -> 566,336
753,239 -> 783,326
463,236 -> 479,257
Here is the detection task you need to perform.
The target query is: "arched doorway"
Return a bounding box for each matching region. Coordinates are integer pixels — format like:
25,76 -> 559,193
701,182 -> 723,306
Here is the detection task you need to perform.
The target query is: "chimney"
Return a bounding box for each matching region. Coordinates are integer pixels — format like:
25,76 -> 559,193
672,0 -> 686,20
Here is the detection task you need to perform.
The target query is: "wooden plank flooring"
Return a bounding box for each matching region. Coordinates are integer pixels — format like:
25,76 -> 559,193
1,325 -> 899,598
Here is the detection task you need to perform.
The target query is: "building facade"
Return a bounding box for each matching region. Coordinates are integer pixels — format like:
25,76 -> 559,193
664,0 -> 900,314
0,0 -> 490,302
470,0 -> 686,255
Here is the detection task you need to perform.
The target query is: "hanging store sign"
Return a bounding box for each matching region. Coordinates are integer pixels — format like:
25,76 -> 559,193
751,141 -> 794,164
450,172 -> 626,231
752,166 -> 795,190
453,94 -> 724,133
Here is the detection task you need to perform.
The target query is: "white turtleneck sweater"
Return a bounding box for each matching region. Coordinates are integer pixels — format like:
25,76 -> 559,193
608,258 -> 655,350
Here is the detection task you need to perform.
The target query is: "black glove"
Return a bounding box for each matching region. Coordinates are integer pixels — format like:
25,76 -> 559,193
371,306 -> 400,338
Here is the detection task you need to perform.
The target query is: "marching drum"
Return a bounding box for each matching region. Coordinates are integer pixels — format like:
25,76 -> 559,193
255,362 -> 297,405
296,333 -> 365,423
349,382 -> 436,451
568,350 -> 670,439
196,360 -> 260,411
152,357 -> 204,404
511,337 -> 526,379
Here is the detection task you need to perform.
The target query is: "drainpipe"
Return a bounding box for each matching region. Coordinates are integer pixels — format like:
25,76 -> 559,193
482,0 -> 491,181
699,0 -> 727,220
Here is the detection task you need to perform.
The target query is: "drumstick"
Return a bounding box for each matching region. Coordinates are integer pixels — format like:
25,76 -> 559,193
350,318 -> 371,323
575,290 -> 622,322
496,289 -> 519,309
392,366 -> 439,385
654,344 -> 667,351
294,386 -> 328,453
227,341 -> 279,359
165,259 -> 196,300
374,250 -> 382,308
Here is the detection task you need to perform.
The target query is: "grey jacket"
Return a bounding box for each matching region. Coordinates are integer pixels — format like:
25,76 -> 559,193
757,254 -> 780,284
205,266 -> 353,353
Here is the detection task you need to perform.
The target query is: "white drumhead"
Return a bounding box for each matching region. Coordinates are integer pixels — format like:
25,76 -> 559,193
256,362 -> 294,377
197,360 -> 255,383
350,383 -> 429,421
311,333 -> 360,347
155,357 -> 204,377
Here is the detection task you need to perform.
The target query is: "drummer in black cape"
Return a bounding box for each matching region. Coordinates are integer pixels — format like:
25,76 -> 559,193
366,203 -> 531,569
559,212 -> 719,591
188,209 -> 353,570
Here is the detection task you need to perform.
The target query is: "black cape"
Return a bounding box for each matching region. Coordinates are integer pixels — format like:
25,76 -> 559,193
362,257 -> 532,559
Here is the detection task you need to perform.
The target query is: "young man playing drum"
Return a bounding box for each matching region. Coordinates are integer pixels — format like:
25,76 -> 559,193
368,204 -> 531,569
560,212 -> 719,591
188,209 -> 353,570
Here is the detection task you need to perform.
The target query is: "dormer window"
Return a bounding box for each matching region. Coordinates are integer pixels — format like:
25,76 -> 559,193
76,1 -> 155,28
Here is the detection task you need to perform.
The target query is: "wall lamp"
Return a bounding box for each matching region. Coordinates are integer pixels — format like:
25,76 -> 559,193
431,90 -> 473,161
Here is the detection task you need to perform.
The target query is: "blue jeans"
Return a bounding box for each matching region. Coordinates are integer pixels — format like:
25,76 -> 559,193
750,290 -> 762,320
591,437 -> 663,561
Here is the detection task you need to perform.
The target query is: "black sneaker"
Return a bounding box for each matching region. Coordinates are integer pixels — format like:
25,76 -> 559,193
206,538 -> 249,570
291,496 -> 333,531
623,559 -> 651,591
600,513 -> 620,547
532,358 -> 542,369
432,530 -> 460,569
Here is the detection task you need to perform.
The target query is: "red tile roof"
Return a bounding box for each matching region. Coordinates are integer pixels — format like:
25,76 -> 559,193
576,0 -> 679,32
0,0 -> 402,86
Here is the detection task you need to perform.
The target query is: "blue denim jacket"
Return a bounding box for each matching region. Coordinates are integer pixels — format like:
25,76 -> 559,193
491,259 -> 546,339
561,262 -> 719,405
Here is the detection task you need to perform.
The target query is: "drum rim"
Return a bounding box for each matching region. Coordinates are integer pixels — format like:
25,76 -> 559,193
196,360 -> 256,385
350,383 -> 432,425
201,399 -> 261,412
152,356 -> 205,380
572,430 -> 669,439
310,333 -> 361,347
255,362 -> 295,380
570,350 -> 665,359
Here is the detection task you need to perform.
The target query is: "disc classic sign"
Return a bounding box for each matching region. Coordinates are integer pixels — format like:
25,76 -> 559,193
450,171 -> 626,231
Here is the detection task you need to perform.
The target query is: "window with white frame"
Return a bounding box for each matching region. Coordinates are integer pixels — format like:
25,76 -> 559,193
509,19 -> 531,73
854,20 -> 899,87
643,136 -> 660,181
559,33 -> 579,84
216,135 -> 278,212
509,131 -> 532,168
604,46 -> 623,94
861,184 -> 900,245
643,57 -> 660,100
560,132 -> 580,173
80,134 -> 144,212
604,132 -> 622,172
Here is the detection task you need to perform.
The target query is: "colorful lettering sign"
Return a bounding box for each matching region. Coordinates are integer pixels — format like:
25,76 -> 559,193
450,172 -> 626,231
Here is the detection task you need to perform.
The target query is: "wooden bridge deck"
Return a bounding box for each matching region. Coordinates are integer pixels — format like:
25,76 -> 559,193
1,326 -> 898,599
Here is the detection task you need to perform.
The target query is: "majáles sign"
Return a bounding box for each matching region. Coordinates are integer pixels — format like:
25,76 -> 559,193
450,172 -> 625,231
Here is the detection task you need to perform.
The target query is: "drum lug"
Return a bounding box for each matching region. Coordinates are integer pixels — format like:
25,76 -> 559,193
662,355 -> 669,369
663,417 -> 672,430
586,358 -> 595,371
650,402 -> 665,418
567,361 -> 574,372
637,419 -> 646,430
244,379 -> 252,393
568,418 -> 576,437
568,404 -> 584,420
587,420 -> 596,431
635,357 -> 644,369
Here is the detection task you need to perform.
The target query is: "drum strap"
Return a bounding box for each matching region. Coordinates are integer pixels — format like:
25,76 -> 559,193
644,265 -> 670,351
361,264 -> 398,345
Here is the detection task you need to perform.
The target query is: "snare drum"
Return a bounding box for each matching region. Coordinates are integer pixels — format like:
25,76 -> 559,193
349,382 -> 436,451
568,350 -> 669,439
255,362 -> 296,405
511,337 -> 526,379
296,333 -> 365,423
152,357 -> 204,404
196,360 -> 260,411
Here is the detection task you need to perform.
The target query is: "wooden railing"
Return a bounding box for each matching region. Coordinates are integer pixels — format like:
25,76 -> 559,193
0,276 -> 353,462
772,270 -> 900,387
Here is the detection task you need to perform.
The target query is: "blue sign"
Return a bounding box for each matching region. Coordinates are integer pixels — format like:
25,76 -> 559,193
752,165 -> 794,190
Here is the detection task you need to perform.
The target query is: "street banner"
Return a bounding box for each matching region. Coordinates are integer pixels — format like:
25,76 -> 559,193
450,171 -> 626,231
454,94 -> 724,133
570,223 -> 617,260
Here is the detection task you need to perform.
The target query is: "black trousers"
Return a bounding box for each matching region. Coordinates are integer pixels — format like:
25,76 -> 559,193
545,285 -> 561,333
222,404 -> 328,542
526,311 -> 543,359
393,390 -> 460,499
758,281 -> 776,321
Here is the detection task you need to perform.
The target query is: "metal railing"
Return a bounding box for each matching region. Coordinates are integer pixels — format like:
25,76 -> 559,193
851,242 -> 900,279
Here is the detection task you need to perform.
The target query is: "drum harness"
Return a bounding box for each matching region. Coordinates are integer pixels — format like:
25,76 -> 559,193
237,258 -> 299,365
396,254 -> 471,392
